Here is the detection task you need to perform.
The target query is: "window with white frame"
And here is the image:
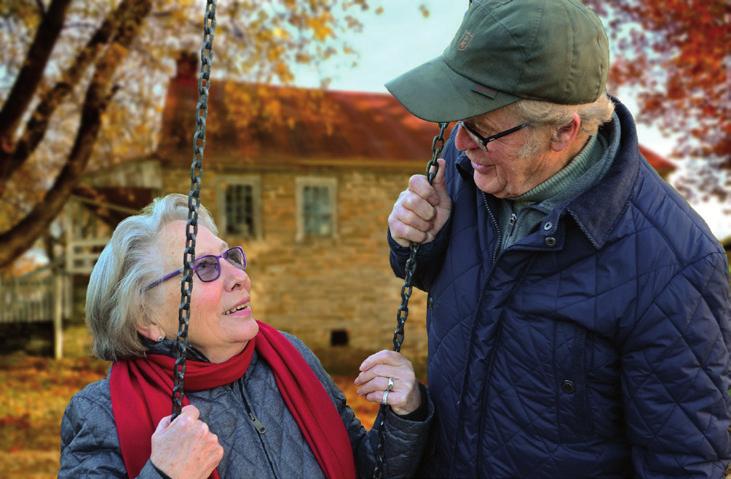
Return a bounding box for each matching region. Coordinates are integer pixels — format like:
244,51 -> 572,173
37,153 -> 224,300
218,176 -> 261,238
296,177 -> 337,240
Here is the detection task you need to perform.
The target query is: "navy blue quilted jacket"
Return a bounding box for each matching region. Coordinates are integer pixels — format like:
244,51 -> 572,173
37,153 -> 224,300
389,100 -> 731,478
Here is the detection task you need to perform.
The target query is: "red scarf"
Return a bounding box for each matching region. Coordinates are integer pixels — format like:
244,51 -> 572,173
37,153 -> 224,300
110,321 -> 356,479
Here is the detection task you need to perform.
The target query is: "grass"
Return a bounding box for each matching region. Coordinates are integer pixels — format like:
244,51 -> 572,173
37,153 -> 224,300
0,326 -> 379,478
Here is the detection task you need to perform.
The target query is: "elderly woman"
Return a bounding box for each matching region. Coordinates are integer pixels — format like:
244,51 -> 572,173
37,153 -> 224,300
60,194 -> 432,479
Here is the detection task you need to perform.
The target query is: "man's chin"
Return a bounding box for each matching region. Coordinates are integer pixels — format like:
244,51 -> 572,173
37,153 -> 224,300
474,171 -> 502,195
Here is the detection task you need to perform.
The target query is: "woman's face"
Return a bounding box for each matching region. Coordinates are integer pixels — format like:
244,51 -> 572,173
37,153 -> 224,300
147,220 -> 259,363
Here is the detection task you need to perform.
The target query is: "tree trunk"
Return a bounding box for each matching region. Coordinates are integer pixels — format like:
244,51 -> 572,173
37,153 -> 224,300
0,0 -> 153,268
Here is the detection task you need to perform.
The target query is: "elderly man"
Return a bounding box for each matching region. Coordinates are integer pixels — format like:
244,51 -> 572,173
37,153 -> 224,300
386,0 -> 731,477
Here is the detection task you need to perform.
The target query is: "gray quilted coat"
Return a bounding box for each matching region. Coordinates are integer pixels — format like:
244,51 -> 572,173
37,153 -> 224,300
59,333 -> 433,478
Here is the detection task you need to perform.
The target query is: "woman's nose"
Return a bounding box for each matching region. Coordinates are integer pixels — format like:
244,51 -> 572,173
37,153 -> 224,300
222,261 -> 250,291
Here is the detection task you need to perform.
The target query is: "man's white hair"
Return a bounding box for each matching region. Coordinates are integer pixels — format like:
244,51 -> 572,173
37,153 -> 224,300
508,93 -> 615,135
85,193 -> 217,360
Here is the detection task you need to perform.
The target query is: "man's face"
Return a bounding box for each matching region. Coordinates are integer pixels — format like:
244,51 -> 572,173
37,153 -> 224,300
454,107 -> 553,198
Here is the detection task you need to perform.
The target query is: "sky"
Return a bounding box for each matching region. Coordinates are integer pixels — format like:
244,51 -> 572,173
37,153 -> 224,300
291,1 -> 730,240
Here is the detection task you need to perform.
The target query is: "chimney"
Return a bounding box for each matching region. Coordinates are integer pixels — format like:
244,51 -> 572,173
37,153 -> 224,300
174,52 -> 198,86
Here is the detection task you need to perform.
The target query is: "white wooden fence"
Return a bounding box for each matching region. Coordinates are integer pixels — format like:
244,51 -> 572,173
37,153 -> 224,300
0,267 -> 65,359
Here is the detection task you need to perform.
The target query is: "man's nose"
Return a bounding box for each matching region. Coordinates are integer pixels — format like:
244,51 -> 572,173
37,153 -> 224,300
454,124 -> 478,151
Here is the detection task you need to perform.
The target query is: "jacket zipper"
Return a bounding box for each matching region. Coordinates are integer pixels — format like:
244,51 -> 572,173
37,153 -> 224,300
450,192 -> 505,476
238,380 -> 280,479
478,193 -> 543,473
508,212 -> 518,237
481,192 -> 503,263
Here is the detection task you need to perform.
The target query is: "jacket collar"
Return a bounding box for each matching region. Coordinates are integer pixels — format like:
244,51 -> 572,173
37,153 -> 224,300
565,99 -> 639,249
455,98 -> 640,250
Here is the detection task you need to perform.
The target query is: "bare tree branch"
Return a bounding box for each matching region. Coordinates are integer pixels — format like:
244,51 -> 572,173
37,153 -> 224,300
0,0 -> 153,267
35,0 -> 46,17
0,0 -> 131,192
0,0 -> 72,154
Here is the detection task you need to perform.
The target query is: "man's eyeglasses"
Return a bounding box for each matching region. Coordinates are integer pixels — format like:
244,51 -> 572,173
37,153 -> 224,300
458,120 -> 529,152
145,246 -> 247,291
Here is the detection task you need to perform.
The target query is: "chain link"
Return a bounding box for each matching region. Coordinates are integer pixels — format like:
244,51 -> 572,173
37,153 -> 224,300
372,122 -> 449,478
171,0 -> 217,419
172,1 -> 447,468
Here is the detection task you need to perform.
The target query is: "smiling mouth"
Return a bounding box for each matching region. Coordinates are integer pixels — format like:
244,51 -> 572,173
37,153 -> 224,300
223,304 -> 249,315
471,161 -> 495,171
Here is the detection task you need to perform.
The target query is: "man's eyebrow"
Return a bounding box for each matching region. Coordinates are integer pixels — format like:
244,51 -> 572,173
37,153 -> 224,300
472,117 -> 500,134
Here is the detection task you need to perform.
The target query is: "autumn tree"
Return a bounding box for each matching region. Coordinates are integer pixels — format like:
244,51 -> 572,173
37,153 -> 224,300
0,0 -> 379,269
584,0 -> 730,201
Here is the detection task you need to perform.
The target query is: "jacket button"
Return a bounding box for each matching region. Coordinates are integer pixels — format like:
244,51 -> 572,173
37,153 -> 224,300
561,379 -> 576,394
545,236 -> 557,247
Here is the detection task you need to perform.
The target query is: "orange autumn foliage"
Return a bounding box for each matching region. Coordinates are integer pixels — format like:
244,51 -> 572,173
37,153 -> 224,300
585,0 -> 730,200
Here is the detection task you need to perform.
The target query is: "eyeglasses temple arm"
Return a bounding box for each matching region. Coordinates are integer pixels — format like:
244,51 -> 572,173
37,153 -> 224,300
145,269 -> 183,291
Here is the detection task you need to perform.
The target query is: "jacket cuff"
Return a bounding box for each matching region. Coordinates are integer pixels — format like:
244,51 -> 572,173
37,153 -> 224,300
387,223 -> 451,262
139,460 -> 171,479
387,383 -> 434,426
392,383 -> 430,422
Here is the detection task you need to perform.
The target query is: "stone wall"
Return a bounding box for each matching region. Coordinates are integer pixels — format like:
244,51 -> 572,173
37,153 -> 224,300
162,162 -> 430,376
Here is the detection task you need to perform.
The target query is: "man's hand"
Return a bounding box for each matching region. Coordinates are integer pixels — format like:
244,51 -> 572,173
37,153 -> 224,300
150,405 -> 224,479
388,158 -> 451,247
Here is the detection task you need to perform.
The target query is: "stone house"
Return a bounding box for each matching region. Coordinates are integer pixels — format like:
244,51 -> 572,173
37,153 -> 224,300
65,58 -> 445,372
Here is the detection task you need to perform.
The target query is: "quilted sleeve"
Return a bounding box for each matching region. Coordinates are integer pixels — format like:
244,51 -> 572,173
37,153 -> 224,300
621,252 -> 731,478
343,383 -> 435,479
284,333 -> 435,478
59,384 -> 164,479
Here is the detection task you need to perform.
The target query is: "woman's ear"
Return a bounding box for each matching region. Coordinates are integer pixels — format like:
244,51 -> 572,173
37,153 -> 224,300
136,321 -> 166,342
550,112 -> 582,152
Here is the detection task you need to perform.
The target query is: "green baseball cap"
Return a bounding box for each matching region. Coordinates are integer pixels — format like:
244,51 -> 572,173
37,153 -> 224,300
386,0 -> 609,122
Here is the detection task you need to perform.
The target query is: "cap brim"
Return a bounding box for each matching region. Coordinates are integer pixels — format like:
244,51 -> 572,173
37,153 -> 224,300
385,57 -> 519,123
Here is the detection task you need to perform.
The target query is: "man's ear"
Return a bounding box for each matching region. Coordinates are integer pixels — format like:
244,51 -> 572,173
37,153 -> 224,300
550,112 -> 582,152
136,321 -> 165,342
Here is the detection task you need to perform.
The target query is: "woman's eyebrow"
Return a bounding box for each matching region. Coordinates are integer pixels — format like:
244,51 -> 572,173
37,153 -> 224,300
194,242 -> 227,257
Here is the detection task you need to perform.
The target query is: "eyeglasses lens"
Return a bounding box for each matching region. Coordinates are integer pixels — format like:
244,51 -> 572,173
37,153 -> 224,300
224,247 -> 246,270
194,256 -> 220,282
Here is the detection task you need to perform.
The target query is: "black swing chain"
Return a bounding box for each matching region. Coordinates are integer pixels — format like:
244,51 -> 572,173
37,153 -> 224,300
171,0 -> 217,419
171,0 -> 447,471
372,121 -> 449,479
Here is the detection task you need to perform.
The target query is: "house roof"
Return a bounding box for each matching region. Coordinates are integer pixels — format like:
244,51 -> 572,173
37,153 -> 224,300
157,58 -> 449,170
157,55 -> 675,174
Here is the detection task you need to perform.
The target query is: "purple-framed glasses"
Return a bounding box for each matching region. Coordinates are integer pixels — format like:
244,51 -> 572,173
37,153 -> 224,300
145,246 -> 247,291
458,120 -> 529,152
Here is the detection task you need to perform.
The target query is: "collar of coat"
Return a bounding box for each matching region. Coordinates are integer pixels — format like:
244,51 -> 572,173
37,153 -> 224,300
455,97 -> 640,251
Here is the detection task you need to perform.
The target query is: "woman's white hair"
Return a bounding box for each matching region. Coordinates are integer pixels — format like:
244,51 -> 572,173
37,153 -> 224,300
507,93 -> 615,136
85,193 -> 218,360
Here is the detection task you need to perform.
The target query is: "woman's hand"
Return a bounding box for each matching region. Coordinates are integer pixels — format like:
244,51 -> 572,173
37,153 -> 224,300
355,350 -> 422,416
150,404 -> 224,479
